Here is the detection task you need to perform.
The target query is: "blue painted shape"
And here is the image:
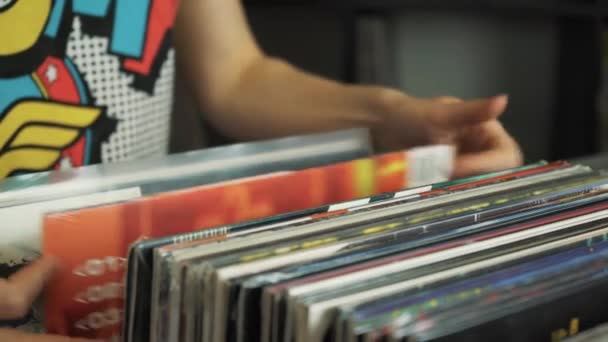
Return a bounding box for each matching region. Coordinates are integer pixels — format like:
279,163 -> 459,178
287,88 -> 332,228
111,0 -> 150,58
44,0 -> 67,38
64,58 -> 88,103
0,76 -> 43,117
84,129 -> 92,164
72,0 -> 112,17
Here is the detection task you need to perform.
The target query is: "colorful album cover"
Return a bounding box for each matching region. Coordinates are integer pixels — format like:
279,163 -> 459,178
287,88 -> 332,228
285,204 -> 608,341
241,189 -> 608,342
345,222 -> 608,340
404,247 -> 608,342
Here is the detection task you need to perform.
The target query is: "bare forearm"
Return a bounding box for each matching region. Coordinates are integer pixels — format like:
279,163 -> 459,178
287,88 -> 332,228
200,56 -> 387,141
174,0 -> 522,177
174,0 -> 388,141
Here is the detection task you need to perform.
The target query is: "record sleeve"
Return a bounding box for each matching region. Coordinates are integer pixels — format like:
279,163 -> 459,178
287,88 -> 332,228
0,128 -> 373,207
342,224 -> 605,341
203,175 -> 608,342
151,161 -> 571,342
163,166 -> 594,342
284,179 -> 605,302
287,209 -> 608,341
248,189 -> 608,342
344,233 -> 608,341
158,165 -> 595,342
124,160 -> 562,342
296,216 -> 606,342
404,256 -> 608,342
217,175 -> 608,341
297,216 -> 608,342
391,260 -> 608,341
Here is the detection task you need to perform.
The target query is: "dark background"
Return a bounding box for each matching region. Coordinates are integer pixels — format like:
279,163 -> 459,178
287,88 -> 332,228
171,0 -> 608,164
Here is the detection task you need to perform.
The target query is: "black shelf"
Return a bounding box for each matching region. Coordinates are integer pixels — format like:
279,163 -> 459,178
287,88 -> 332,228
332,0 -> 606,15
246,0 -> 608,16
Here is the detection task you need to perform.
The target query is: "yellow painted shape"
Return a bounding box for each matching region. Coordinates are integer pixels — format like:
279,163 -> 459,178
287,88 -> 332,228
0,0 -> 52,55
10,125 -> 80,149
0,148 -> 60,179
0,101 -> 101,150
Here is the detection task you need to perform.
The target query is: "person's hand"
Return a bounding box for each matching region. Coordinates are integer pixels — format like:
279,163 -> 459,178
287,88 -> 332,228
371,90 -> 523,179
0,256 -> 95,342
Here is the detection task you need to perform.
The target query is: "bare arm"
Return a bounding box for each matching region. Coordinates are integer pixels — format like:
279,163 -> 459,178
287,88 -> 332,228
0,257 -> 94,342
174,0 -> 385,141
174,0 -> 522,177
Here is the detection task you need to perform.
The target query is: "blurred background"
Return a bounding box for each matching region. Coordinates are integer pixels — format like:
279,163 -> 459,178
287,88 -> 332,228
171,1 -> 608,165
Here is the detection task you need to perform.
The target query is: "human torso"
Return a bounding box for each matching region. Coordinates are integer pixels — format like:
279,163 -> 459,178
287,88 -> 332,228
0,0 -> 179,180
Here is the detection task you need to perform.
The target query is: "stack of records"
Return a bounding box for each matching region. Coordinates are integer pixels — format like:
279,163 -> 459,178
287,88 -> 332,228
5,128 -> 608,341
0,128 -> 454,340
118,160 -> 608,342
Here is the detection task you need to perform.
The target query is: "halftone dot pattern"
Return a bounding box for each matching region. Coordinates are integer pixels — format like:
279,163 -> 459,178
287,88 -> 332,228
66,17 -> 174,163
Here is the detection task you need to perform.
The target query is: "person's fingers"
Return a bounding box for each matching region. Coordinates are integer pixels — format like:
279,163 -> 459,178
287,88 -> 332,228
421,94 -> 509,128
0,256 -> 59,320
0,329 -> 97,342
431,96 -> 463,104
452,122 -> 523,178
454,148 -> 522,179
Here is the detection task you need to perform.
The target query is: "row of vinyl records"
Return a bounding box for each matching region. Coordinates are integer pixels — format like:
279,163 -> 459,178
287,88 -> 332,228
0,128 -> 451,340
2,128 -> 608,342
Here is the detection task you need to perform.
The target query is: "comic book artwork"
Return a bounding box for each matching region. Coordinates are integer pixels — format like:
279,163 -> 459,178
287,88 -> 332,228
0,0 -> 179,332
0,0 -> 180,178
